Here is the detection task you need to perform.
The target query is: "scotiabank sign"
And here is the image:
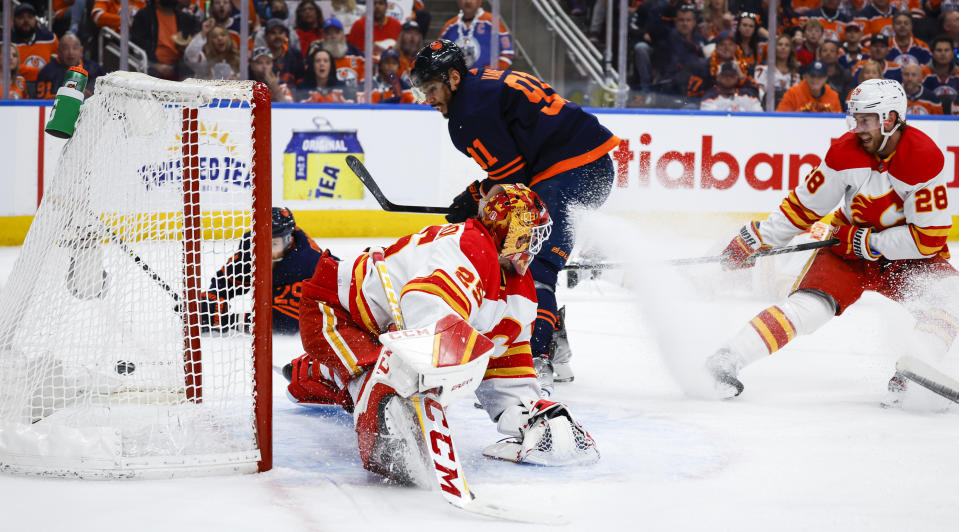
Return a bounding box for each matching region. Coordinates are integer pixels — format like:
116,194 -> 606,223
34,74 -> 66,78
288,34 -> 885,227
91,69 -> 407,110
595,113 -> 959,214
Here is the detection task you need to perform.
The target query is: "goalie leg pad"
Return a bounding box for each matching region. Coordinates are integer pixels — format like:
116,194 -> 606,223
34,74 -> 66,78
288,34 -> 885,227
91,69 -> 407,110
354,379 -> 433,487
285,353 -> 354,410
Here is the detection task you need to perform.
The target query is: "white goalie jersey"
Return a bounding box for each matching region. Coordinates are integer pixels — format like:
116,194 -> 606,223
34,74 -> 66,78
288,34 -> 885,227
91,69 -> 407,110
338,219 -> 541,424
757,128 -> 950,260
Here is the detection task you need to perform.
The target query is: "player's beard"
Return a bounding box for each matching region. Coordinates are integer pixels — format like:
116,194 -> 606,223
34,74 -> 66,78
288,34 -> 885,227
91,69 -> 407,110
326,40 -> 348,59
857,131 -> 881,154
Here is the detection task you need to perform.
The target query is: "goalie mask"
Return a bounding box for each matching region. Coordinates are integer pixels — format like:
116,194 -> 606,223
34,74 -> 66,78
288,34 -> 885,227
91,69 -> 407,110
479,184 -> 552,275
846,79 -> 907,152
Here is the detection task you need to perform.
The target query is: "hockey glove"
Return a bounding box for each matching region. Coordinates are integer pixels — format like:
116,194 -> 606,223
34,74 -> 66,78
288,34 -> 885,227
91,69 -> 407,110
445,180 -> 484,223
720,221 -> 770,270
831,225 -> 881,261
198,292 -> 240,333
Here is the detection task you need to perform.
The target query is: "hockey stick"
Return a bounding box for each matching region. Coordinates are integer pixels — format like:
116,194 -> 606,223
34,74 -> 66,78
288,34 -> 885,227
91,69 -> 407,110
896,356 -> 959,404
347,155 -> 451,214
366,249 -> 565,525
347,156 -> 838,272
563,238 -> 841,270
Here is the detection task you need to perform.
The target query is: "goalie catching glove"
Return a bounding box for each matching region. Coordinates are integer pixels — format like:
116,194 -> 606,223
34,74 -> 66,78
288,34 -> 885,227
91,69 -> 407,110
484,399 -> 599,466
830,225 -> 881,261
446,180 -> 484,223
720,221 -> 770,270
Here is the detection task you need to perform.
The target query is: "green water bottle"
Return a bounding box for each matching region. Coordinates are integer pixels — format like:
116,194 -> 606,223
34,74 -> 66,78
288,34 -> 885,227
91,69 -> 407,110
45,66 -> 88,139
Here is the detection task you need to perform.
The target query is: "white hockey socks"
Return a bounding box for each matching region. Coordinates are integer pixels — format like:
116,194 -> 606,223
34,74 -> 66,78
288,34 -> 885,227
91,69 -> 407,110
725,290 -> 837,367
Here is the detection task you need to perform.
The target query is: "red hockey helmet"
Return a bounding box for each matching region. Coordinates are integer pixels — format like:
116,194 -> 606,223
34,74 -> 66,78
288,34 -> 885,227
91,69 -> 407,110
478,184 -> 551,274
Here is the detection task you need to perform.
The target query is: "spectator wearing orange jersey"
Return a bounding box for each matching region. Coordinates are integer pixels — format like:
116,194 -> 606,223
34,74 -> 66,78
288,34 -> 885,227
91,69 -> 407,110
318,18 -> 364,86
7,4 -> 58,85
396,20 -> 423,78
852,0 -> 897,42
922,36 -> 959,113
689,30 -> 752,99
852,34 -> 903,81
902,62 -> 943,113
295,0 -> 324,58
734,12 -> 765,74
777,60 -> 843,111
35,33 -> 105,99
798,0 -> 853,43
1,46 -> 27,99
296,47 -> 352,103
92,0 -> 146,33
349,0 -> 402,57
796,18 -> 824,65
888,12 -> 931,65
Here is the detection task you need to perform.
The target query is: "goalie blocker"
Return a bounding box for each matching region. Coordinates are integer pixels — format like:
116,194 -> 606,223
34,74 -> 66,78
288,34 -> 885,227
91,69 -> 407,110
284,184 -> 598,486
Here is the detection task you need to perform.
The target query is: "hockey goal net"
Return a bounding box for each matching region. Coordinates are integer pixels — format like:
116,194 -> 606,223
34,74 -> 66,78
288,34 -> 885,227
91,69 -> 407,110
0,72 -> 272,478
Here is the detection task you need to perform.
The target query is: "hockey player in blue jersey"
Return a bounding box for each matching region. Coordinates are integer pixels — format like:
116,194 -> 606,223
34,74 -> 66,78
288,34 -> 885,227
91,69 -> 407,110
410,39 -> 621,394
199,207 -> 334,335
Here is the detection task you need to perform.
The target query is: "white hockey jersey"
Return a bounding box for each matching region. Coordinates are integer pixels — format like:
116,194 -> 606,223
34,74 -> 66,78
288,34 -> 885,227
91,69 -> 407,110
337,219 -> 540,419
758,128 -> 950,260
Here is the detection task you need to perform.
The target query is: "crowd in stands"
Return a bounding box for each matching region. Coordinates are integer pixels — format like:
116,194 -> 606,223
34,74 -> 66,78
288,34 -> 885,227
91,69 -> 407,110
0,0 -> 958,114
589,0 -> 959,112
0,0 -> 436,103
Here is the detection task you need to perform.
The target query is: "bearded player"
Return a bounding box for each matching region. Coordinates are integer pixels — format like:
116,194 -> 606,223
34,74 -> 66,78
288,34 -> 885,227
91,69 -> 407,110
409,39 -> 621,394
283,185 -> 598,483
707,79 -> 958,407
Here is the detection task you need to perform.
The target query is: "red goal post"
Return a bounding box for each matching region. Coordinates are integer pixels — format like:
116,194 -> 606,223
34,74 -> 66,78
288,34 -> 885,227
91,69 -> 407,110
0,72 -> 272,478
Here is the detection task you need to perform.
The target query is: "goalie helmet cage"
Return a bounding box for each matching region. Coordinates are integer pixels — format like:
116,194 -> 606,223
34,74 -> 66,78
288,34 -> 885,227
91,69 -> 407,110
0,72 -> 272,479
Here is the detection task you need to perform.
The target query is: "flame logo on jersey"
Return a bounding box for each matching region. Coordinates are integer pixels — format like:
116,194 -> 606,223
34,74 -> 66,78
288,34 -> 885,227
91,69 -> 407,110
849,189 -> 905,229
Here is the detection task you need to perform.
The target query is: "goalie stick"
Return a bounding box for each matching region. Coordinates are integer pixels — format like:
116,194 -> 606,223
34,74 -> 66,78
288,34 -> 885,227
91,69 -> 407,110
895,356 -> 959,404
366,248 -> 567,525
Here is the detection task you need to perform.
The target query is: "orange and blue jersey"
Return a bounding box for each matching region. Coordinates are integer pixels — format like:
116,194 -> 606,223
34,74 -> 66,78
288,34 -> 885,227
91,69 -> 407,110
446,67 -> 620,194
208,227 -> 328,334
9,28 -> 58,82
921,65 -> 959,110
886,36 -> 931,66
440,8 -> 515,70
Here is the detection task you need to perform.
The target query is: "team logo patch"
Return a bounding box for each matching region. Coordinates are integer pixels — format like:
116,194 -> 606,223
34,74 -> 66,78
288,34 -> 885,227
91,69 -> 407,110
430,41 -> 443,50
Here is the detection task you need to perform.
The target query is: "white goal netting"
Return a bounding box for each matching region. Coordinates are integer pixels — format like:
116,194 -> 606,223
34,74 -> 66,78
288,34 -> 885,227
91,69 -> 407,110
0,72 -> 271,478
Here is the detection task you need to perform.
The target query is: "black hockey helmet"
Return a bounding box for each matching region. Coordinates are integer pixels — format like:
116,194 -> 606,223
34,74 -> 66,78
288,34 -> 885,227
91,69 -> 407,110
272,207 -> 295,239
410,39 -> 467,89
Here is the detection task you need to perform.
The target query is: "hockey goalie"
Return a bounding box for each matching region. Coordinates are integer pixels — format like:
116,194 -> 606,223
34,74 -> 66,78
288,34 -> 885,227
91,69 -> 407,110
283,184 -> 599,485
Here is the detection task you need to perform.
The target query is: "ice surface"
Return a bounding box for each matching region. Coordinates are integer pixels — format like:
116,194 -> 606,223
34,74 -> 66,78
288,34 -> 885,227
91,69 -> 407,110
2,229 -> 959,531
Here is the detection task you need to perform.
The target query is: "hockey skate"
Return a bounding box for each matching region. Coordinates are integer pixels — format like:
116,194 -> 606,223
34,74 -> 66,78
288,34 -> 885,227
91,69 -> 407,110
706,348 -> 745,399
533,356 -> 554,397
550,306 -> 574,383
